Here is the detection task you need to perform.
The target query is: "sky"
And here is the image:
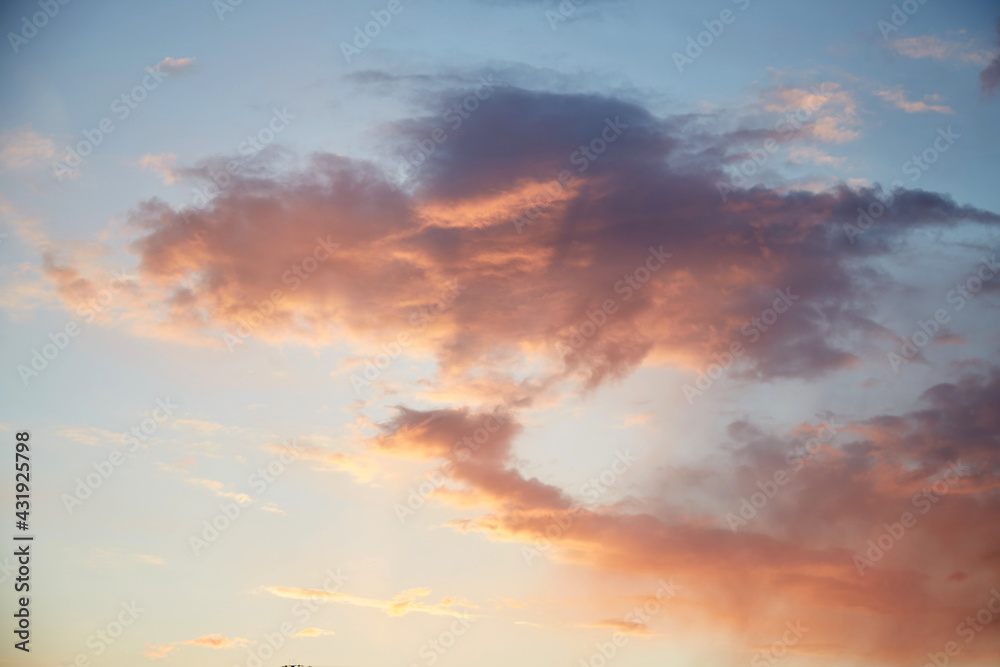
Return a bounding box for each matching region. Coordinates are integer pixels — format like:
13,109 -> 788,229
1,0 -> 1000,666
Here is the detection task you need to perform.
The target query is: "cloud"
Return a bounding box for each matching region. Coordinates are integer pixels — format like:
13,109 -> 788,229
135,153 -> 179,184
143,634 -> 252,659
292,627 -> 336,638
260,585 -> 478,618
981,20 -> 1000,98
584,619 -> 659,637
110,84 -> 999,407
188,478 -> 254,505
889,35 -> 995,66
0,126 -> 55,171
155,56 -> 198,74
874,87 -> 954,114
431,368 -> 1000,662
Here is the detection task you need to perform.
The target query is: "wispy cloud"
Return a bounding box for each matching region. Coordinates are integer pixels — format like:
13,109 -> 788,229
259,586 -> 478,618
889,34 -> 996,66
143,634 -> 252,659
0,126 -> 54,171
874,87 -> 954,114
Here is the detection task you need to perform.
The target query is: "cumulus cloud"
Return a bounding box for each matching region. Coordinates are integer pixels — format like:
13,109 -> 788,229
110,84 -> 997,407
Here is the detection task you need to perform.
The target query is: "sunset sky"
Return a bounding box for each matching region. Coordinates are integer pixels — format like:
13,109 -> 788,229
2,1 -> 1000,666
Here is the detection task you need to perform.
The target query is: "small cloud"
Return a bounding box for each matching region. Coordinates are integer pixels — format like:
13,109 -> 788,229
292,627 -> 336,638
874,87 -> 954,114
135,153 -> 179,184
260,586 -> 478,619
144,634 -> 252,659
620,412 -> 654,428
584,619 -> 660,637
981,20 -> 1000,98
189,477 -> 253,505
0,126 -> 55,172
156,57 -> 198,74
890,35 -> 995,66
261,503 -> 287,515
